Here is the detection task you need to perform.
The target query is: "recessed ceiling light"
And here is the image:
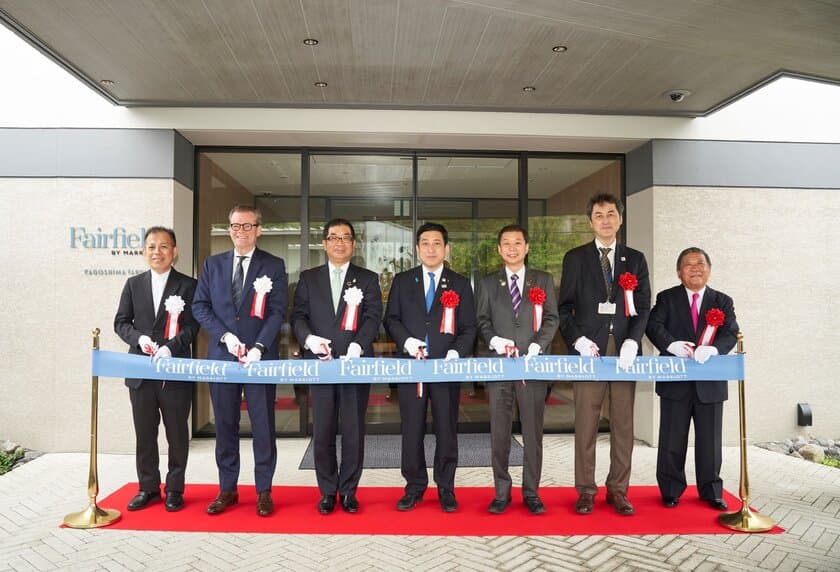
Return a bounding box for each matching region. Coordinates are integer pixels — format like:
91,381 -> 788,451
664,89 -> 692,103
314,81 -> 328,88
99,79 -> 115,86
303,38 -> 319,46
552,45 -> 568,53
523,86 -> 536,92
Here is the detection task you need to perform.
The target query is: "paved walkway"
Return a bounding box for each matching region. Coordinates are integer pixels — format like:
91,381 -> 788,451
1,435 -> 838,571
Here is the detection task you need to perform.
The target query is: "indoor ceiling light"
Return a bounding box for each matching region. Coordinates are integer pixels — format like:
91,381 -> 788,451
552,45 -> 568,53
522,86 -> 536,92
664,89 -> 692,103
303,38 -> 319,46
99,79 -> 115,86
314,81 -> 328,88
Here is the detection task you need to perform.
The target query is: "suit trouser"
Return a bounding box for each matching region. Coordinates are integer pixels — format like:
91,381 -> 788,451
209,382 -> 277,493
488,381 -> 546,500
129,381 -> 192,494
398,381 -> 460,495
311,383 -> 371,496
574,381 -> 636,495
657,394 -> 724,501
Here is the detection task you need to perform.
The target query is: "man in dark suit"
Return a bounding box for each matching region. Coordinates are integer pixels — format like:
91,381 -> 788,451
114,226 -> 199,513
192,205 -> 288,517
292,218 -> 383,515
384,222 -> 477,513
558,193 -> 651,516
646,247 -> 738,511
476,224 -> 559,515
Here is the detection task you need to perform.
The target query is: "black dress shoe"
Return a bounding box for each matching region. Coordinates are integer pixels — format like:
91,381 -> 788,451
438,490 -> 457,513
706,498 -> 728,511
487,497 -> 511,514
256,491 -> 274,517
206,491 -> 239,515
396,492 -> 424,511
318,494 -> 336,515
340,495 -> 360,513
164,491 -> 184,512
574,493 -> 595,515
662,496 -> 679,508
524,496 -> 546,515
127,490 -> 161,511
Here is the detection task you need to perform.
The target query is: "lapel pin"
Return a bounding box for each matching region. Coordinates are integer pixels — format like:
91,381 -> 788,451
620,256 -> 626,262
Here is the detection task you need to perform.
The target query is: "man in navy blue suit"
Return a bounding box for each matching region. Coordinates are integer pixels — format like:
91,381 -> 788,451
193,205 -> 288,517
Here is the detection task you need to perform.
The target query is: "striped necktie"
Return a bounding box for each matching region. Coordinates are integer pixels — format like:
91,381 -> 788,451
510,273 -> 521,315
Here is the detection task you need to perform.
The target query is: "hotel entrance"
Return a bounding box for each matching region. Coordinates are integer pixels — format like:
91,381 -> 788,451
193,149 -> 622,438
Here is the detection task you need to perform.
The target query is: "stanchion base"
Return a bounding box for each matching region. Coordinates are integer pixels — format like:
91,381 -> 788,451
63,503 -> 121,529
718,504 -> 775,533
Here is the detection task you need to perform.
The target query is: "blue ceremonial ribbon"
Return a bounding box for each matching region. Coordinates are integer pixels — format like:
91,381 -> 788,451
92,351 -> 745,385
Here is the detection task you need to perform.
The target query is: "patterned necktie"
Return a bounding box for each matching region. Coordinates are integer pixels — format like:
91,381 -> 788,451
232,255 -> 246,307
691,292 -> 700,332
332,267 -> 342,312
425,272 -> 436,312
599,247 -> 612,295
510,273 -> 521,315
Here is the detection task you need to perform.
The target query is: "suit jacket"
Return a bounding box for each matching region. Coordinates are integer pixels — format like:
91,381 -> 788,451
557,241 -> 651,352
475,268 -> 559,354
192,247 -> 288,360
292,263 -> 383,358
384,265 -> 477,358
646,285 -> 739,402
114,268 -> 199,389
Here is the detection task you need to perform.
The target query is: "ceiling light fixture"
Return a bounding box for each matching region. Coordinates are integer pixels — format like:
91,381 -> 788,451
303,38 -> 319,46
99,79 -> 115,86
522,86 -> 536,92
552,45 -> 568,53
665,89 -> 692,103
314,81 -> 328,87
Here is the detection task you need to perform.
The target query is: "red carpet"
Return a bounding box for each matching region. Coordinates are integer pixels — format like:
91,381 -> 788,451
96,484 -> 782,536
243,394 -> 567,410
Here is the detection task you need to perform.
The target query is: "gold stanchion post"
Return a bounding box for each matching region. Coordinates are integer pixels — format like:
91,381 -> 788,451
63,328 -> 121,528
718,332 -> 776,532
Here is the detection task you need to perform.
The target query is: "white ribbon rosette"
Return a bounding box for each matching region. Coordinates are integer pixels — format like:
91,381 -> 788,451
341,286 -> 364,331
163,295 -> 185,339
250,275 -> 273,319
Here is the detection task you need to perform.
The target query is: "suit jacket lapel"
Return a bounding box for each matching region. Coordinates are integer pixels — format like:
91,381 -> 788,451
588,241 -> 610,300
336,264 -> 358,321
136,270 -> 155,320
675,287 -> 695,337
610,244 -> 626,301
240,249 -> 262,311
496,269 -> 514,313
154,270 -> 176,325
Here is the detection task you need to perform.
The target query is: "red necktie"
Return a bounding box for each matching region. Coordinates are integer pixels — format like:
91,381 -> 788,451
690,292 -> 699,331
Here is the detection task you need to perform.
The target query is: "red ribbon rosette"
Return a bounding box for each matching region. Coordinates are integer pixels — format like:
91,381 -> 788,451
439,290 -> 460,334
617,272 -> 639,317
698,308 -> 725,345
528,286 -> 546,332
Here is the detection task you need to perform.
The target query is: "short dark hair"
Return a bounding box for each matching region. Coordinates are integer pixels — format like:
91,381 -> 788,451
586,193 -> 624,218
323,218 -> 356,240
497,224 -> 528,244
144,226 -> 176,246
228,204 -> 262,225
416,222 -> 448,245
676,247 -> 711,270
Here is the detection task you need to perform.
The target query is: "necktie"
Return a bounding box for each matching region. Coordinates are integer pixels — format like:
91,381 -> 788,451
332,267 -> 343,312
510,273 -> 521,315
691,292 -> 700,332
425,272 -> 436,312
599,247 -> 612,295
232,255 -> 246,307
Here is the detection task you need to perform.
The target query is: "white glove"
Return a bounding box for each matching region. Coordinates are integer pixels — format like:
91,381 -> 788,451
404,337 -> 427,358
342,342 -> 363,360
153,345 -> 171,361
526,343 -> 541,358
223,332 -> 245,357
240,347 -> 262,365
489,336 -> 515,356
574,336 -> 599,357
618,339 -> 638,370
667,341 -> 695,358
305,335 -> 333,356
445,349 -> 459,361
138,335 -> 158,356
693,345 -> 719,364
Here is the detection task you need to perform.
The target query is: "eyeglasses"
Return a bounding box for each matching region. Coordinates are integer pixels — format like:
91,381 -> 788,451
325,235 -> 354,244
229,223 -> 259,231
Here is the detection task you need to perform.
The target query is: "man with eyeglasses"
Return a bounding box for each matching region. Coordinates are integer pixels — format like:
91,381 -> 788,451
292,218 -> 382,515
193,205 -> 288,517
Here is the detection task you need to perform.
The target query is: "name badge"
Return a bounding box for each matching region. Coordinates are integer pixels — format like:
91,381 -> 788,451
598,302 -> 616,315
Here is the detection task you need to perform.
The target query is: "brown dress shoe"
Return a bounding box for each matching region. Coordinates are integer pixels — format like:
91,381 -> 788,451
257,491 -> 274,517
574,493 -> 595,515
206,491 -> 238,515
606,491 -> 635,516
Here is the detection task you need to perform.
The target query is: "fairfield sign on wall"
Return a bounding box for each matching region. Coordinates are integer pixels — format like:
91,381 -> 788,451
69,226 -> 148,276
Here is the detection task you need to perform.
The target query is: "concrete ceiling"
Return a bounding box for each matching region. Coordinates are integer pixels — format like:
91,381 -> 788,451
1,0 -> 838,117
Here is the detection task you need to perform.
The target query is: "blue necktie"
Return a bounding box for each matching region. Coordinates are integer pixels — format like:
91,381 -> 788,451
425,271 -> 436,312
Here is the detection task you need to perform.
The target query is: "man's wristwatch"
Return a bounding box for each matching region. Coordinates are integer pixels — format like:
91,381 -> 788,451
254,342 -> 266,355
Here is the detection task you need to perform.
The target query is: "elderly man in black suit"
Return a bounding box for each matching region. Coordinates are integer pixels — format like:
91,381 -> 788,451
384,222 -> 477,513
292,218 -> 382,515
115,226 -> 199,513
646,247 -> 738,511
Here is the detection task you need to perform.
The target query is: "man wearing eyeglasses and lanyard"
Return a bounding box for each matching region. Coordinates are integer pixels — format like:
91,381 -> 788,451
193,205 -> 288,517
557,193 -> 651,517
292,218 -> 382,515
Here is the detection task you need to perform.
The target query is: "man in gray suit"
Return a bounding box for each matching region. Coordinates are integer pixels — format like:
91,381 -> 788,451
475,224 -> 559,514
